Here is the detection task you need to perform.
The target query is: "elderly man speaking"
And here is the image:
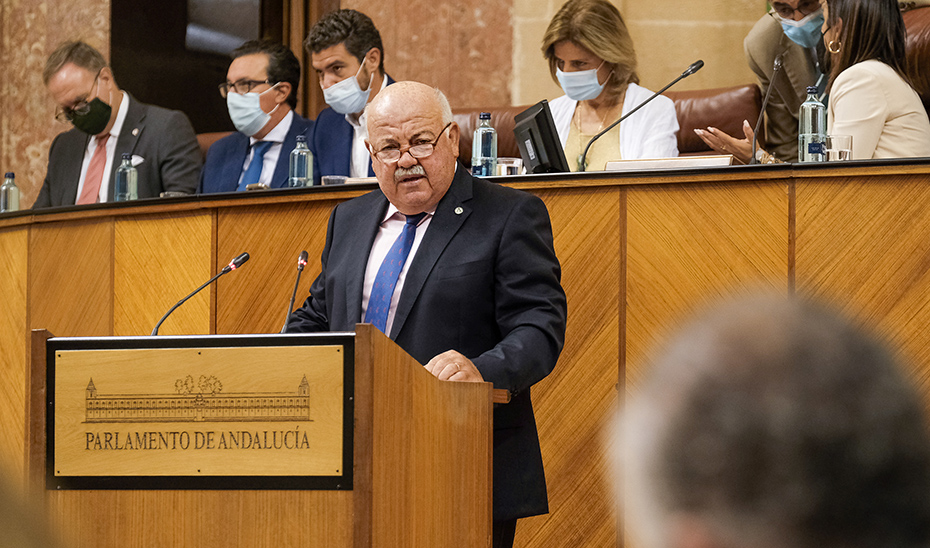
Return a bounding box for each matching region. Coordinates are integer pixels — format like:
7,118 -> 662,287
285,81 -> 567,548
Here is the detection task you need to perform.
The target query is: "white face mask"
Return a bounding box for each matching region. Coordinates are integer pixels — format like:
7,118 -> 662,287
556,61 -> 607,102
323,61 -> 372,115
226,84 -> 279,136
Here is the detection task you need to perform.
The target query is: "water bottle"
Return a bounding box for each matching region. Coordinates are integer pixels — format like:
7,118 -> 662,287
798,86 -> 826,162
289,135 -> 313,187
471,112 -> 498,177
0,172 -> 20,212
114,153 -> 138,201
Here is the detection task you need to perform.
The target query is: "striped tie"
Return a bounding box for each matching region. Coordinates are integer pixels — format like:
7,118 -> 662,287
365,213 -> 427,334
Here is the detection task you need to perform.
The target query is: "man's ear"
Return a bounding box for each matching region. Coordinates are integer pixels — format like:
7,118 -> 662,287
98,66 -> 117,90
365,48 -> 382,73
274,82 -> 292,105
448,122 -> 460,159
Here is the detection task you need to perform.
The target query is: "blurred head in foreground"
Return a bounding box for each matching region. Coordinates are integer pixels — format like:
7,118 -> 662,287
0,473 -> 61,548
618,294 -> 930,548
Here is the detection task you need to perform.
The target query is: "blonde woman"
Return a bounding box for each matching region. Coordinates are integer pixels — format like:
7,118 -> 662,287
542,0 -> 679,171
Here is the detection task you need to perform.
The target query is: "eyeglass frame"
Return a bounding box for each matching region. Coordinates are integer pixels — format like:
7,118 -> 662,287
771,0 -> 821,20
369,122 -> 453,164
218,79 -> 274,98
54,69 -> 103,124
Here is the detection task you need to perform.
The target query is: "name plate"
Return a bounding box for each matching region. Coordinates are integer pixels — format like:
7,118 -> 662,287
47,334 -> 354,490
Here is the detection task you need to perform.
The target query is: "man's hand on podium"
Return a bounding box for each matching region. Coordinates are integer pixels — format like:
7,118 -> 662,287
425,350 -> 484,382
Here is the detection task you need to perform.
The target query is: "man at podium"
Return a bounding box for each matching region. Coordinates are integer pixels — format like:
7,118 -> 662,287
286,81 -> 567,548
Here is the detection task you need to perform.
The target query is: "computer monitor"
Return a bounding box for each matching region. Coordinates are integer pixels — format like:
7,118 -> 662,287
514,100 -> 571,174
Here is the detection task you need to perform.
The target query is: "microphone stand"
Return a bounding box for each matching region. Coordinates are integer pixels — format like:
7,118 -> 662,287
579,60 -> 704,172
151,253 -> 249,336
749,53 -> 785,164
280,251 -> 308,333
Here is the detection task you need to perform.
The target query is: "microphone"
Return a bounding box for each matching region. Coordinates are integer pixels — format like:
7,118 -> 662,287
280,250 -> 309,333
579,60 -> 704,172
151,252 -> 250,336
749,53 -> 785,164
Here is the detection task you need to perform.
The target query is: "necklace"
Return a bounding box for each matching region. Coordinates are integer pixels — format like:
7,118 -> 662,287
574,95 -> 624,171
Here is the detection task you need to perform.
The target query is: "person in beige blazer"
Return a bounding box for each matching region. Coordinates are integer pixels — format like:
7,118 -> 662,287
823,0 -> 930,159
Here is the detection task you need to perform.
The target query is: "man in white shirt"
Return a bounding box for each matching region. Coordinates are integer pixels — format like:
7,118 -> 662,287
35,41 -> 201,208
304,9 -> 393,183
200,40 -> 314,193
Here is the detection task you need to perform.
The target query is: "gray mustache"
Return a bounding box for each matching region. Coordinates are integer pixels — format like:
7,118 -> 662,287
394,165 -> 426,182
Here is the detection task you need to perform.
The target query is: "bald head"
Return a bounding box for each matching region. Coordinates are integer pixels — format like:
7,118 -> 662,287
365,81 -> 453,138
364,81 -> 460,215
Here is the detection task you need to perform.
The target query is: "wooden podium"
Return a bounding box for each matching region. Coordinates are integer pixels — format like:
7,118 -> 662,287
27,325 -> 493,548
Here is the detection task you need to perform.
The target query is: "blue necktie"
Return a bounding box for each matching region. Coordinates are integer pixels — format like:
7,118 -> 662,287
365,213 -> 427,334
238,141 -> 273,191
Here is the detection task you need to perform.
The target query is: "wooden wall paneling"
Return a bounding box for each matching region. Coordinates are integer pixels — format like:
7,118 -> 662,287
516,188 -> 622,548
28,219 -> 113,337
215,200 -> 336,334
625,180 -> 791,393
48,490 -> 353,548
0,227 -> 28,479
113,212 -> 213,336
795,174 -> 930,395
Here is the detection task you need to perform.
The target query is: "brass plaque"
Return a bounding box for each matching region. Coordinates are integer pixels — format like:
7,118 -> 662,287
48,336 -> 353,489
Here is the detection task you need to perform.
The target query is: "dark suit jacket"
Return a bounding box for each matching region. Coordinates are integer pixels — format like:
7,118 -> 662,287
199,112 -> 315,193
308,75 -> 394,184
33,94 -> 201,208
287,167 -> 567,521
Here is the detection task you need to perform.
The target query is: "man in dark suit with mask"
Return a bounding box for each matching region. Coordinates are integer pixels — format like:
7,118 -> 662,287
34,41 -> 201,208
286,81 -> 567,548
199,40 -> 314,193
304,9 -> 394,184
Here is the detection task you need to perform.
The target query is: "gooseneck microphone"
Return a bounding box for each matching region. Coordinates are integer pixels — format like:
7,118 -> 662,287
749,53 -> 785,164
579,59 -> 705,172
280,250 -> 309,333
151,252 -> 250,336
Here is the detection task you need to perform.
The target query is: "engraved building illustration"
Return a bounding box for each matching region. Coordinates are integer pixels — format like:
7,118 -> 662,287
85,375 -> 312,423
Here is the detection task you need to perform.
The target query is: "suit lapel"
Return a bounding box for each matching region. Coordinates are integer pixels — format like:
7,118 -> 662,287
225,135 -> 251,190
776,34 -> 810,114
63,131 -> 91,205
346,192 -> 390,325
389,168 -> 473,339
109,96 -> 146,200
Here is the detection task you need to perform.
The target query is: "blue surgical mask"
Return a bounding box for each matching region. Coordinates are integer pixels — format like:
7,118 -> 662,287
226,84 -> 279,136
556,61 -> 607,102
779,10 -> 825,49
323,62 -> 372,115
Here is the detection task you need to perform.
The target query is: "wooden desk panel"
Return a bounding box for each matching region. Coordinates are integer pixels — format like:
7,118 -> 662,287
215,200 -> 336,335
519,188 -> 621,547
0,227 -> 28,477
625,180 -> 791,393
28,219 -> 113,337
114,211 -> 213,336
796,173 -> 930,395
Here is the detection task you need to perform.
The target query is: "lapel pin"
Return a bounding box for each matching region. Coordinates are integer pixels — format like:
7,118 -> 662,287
132,128 -> 139,136
454,207 -> 463,215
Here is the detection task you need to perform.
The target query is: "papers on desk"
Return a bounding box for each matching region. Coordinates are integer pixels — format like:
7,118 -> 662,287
605,155 -> 734,171
344,176 -> 378,184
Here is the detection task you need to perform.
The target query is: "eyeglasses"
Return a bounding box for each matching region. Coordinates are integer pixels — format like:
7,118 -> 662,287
218,79 -> 272,98
55,70 -> 101,123
772,0 -> 821,19
371,123 -> 452,164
